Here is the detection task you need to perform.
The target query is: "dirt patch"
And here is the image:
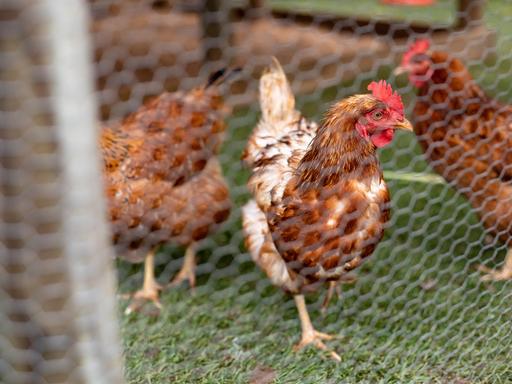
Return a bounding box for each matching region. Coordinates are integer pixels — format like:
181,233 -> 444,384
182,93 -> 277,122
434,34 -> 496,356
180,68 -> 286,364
249,365 -> 276,384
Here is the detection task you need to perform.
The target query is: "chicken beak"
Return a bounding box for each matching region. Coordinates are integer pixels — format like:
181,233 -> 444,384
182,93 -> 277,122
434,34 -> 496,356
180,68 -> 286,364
394,118 -> 413,132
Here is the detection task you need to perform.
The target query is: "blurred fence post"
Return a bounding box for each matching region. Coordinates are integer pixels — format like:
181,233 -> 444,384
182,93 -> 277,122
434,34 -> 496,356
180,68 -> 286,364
0,0 -> 124,383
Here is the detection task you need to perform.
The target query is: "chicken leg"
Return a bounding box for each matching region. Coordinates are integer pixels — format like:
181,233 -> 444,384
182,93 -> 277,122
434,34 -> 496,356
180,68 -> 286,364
321,273 -> 357,314
293,295 -> 341,362
170,243 -> 197,289
125,249 -> 162,315
478,247 -> 512,281
321,282 -> 342,315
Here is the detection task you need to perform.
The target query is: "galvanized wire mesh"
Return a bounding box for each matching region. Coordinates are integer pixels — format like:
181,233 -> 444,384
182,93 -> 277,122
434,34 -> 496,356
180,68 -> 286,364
3,0 -> 512,382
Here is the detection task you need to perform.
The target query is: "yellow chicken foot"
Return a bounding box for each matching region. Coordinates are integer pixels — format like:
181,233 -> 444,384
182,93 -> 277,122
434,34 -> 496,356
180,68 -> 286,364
169,243 -> 197,289
125,250 -> 162,315
293,294 -> 341,362
478,248 -> 512,281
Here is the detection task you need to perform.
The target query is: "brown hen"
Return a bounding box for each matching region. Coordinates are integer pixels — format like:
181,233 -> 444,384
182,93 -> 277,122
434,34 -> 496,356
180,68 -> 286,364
102,69 -> 235,313
396,40 -> 512,281
242,59 -> 412,360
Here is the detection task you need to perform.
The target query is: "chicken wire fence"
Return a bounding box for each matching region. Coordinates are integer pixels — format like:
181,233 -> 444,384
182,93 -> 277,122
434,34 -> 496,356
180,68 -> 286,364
2,0 -> 512,383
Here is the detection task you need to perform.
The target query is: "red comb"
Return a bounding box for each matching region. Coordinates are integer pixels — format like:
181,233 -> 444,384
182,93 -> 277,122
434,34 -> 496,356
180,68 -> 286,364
402,38 -> 431,66
367,80 -> 404,114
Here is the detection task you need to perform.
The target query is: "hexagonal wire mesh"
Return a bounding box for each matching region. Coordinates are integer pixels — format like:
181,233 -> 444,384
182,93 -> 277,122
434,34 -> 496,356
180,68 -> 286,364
3,0 -> 512,382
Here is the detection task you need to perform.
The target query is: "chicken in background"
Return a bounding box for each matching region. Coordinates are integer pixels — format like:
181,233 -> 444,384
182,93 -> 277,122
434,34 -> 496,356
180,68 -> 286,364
395,39 -> 512,281
102,68 -> 238,313
242,59 -> 413,360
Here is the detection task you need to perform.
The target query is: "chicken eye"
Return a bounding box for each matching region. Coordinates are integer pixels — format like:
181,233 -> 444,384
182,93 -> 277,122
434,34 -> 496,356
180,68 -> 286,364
372,110 -> 383,120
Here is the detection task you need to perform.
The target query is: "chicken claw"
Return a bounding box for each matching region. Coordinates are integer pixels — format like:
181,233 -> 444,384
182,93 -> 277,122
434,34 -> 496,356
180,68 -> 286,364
123,249 -> 163,315
125,282 -> 163,315
477,248 -> 512,282
294,295 -> 341,362
477,265 -> 512,282
293,330 -> 341,362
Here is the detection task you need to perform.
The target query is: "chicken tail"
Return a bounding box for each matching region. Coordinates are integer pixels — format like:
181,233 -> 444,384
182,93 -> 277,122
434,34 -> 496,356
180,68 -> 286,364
259,57 -> 296,124
205,66 -> 242,89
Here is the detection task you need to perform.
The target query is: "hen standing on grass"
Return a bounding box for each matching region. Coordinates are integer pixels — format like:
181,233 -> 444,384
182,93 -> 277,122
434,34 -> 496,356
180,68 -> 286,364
395,39 -> 512,281
242,59 -> 413,360
102,69 -> 236,313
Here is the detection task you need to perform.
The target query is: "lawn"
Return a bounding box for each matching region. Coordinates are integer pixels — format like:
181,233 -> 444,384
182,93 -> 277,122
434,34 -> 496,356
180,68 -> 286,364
118,1 -> 512,383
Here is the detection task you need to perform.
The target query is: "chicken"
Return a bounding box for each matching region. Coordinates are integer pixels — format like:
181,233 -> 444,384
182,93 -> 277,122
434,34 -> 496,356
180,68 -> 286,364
102,69 -> 235,313
242,59 -> 413,360
395,39 -> 512,281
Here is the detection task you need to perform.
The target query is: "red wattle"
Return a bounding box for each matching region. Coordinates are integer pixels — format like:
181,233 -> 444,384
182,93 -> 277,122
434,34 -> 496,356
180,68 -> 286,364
371,129 -> 394,148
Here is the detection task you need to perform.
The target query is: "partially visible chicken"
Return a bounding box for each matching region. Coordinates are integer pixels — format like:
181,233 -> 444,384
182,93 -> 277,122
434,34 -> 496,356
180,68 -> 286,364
395,39 -> 512,281
242,59 -> 412,360
101,69 -> 236,313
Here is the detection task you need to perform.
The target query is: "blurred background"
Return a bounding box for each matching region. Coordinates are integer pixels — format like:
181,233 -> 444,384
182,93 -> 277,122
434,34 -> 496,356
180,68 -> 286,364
1,0 -> 511,383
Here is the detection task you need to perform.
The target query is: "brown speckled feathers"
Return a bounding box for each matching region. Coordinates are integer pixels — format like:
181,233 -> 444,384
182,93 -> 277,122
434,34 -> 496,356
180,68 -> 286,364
101,86 -> 226,187
107,158 -> 231,262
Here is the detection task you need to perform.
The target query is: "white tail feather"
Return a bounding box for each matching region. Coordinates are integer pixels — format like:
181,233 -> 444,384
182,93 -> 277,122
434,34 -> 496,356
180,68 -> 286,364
259,57 -> 297,124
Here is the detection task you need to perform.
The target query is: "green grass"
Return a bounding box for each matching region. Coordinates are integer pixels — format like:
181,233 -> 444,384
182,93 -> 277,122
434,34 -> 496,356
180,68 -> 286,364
118,2 -> 512,383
